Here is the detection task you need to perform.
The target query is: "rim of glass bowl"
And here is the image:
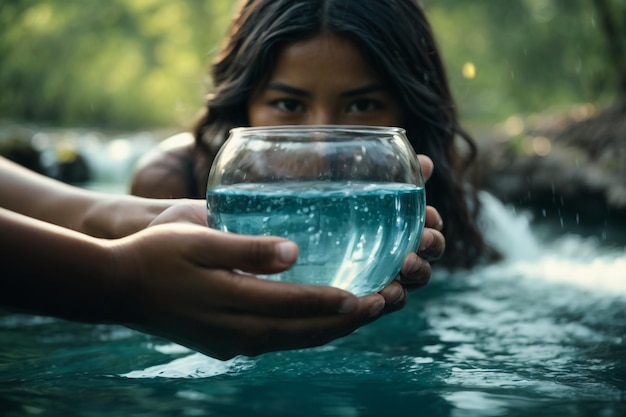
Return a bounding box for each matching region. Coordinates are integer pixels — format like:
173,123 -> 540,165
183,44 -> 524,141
229,125 -> 406,140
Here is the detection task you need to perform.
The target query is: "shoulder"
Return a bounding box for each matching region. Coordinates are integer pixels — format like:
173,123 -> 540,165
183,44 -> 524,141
130,133 -> 196,198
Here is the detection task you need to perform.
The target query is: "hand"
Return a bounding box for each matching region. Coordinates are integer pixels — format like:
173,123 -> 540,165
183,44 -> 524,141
108,224 -> 386,360
379,154 -> 445,312
148,200 -> 208,227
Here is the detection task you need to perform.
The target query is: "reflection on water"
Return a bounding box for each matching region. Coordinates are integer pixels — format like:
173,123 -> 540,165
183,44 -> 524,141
2,164 -> 626,415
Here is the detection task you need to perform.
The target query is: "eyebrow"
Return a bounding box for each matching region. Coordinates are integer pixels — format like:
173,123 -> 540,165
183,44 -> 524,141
264,82 -> 386,98
265,83 -> 310,97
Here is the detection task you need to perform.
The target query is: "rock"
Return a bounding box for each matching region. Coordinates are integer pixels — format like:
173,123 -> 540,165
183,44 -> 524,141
0,125 -> 91,184
475,100 -> 626,218
0,129 -> 46,174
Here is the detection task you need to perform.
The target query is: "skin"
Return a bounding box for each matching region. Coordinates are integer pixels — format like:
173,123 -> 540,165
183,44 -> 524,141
0,155 -> 442,360
247,33 -> 403,127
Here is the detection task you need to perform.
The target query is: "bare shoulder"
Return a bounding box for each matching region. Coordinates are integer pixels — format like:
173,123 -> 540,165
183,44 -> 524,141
130,133 -> 195,198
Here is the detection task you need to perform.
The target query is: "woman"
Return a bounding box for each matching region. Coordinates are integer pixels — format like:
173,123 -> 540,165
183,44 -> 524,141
131,0 -> 494,267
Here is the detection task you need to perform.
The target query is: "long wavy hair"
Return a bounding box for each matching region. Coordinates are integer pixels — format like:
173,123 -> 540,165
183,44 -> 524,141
193,0 -> 496,267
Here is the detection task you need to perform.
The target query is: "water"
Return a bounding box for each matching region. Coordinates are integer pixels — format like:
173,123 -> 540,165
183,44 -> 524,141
2,186 -> 626,415
207,181 -> 426,296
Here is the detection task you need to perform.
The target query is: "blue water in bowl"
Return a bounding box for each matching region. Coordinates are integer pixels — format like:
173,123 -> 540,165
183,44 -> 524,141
2,192 -> 625,416
207,181 -> 426,296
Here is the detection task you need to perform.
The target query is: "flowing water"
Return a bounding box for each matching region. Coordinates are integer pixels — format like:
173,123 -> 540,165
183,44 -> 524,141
1,138 -> 625,416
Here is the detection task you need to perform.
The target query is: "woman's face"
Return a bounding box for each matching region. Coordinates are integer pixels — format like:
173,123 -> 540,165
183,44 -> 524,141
248,32 -> 402,127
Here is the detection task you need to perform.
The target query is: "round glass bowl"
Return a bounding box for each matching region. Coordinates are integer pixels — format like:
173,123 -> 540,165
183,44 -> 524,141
206,125 -> 426,296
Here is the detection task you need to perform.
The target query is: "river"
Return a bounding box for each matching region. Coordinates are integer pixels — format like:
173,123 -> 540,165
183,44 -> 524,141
1,131 -> 625,416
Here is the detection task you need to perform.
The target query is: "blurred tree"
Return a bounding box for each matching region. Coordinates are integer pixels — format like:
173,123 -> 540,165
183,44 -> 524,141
465,0 -> 626,217
591,0 -> 626,95
421,0 -> 622,123
0,0 -> 623,129
0,0 -> 236,128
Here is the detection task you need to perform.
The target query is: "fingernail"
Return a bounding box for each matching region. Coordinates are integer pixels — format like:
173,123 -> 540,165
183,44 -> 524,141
339,297 -> 357,314
369,299 -> 385,317
276,241 -> 298,265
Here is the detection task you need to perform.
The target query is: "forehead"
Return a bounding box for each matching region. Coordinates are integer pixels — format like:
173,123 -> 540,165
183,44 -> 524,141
264,32 -> 382,86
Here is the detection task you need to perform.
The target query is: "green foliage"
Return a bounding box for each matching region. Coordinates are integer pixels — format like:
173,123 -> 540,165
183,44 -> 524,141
0,0 -> 621,129
0,0 -> 236,128
422,0 -> 620,123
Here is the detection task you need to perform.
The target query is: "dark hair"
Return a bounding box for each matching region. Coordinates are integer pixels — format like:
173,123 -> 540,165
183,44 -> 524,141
194,0 -> 497,267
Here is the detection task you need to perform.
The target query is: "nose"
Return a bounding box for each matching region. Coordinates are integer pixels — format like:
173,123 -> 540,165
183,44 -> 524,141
307,107 -> 339,125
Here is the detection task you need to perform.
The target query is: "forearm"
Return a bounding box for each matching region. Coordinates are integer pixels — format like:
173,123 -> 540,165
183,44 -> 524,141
79,193 -> 174,238
0,208 -> 118,322
0,156 -> 172,238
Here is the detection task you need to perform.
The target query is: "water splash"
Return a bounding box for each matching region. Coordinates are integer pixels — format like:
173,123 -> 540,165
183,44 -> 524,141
121,351 -> 255,379
478,191 -> 626,294
478,191 -> 542,261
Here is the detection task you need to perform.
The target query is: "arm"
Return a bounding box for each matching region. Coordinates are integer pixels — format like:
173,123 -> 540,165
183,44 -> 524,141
0,153 -> 441,359
0,207 -> 385,360
0,208 -> 116,321
0,156 -> 176,238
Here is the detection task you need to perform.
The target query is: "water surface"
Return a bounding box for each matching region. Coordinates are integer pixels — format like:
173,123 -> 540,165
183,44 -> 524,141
2,193 -> 625,416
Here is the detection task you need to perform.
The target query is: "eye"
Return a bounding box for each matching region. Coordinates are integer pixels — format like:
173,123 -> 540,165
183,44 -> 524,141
348,99 -> 379,113
272,99 -> 304,113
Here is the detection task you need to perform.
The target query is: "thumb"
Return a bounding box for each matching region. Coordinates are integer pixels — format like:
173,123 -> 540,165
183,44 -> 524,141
185,226 -> 299,274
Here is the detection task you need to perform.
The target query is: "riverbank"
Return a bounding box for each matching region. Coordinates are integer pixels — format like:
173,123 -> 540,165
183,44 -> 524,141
474,100 -> 626,227
0,122 -> 176,189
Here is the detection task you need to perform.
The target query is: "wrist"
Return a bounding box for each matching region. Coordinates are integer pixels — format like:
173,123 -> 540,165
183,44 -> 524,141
0,209 -> 119,323
96,239 -> 138,325
82,194 -> 172,238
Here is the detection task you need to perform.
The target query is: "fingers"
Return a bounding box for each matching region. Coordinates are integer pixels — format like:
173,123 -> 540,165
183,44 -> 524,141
220,272 -> 364,316
425,205 -> 443,231
215,292 -> 387,357
378,281 -> 407,313
398,251 -> 432,288
417,206 -> 445,261
417,154 -> 433,182
145,223 -> 383,317
418,228 -> 445,261
396,205 -> 443,292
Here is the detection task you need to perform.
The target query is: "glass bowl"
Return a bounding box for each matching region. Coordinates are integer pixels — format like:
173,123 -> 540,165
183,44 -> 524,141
206,125 -> 426,296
